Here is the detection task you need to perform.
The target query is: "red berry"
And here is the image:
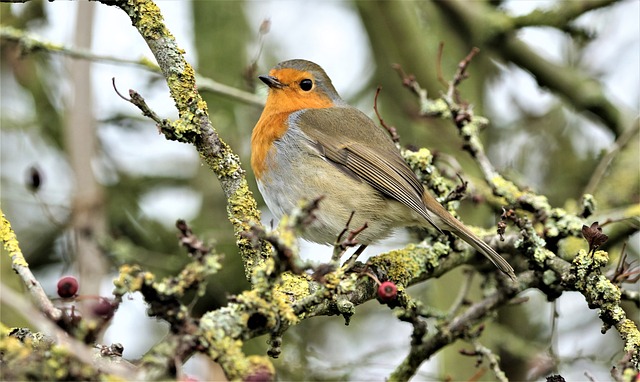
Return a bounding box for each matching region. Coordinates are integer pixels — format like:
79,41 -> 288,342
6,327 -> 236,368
377,281 -> 398,302
57,276 -> 78,298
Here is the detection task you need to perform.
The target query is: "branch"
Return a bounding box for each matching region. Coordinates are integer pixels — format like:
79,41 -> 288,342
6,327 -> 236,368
196,74 -> 264,106
390,272 -> 533,380
407,51 -> 588,250
1,210 -> 62,321
468,340 -> 509,382
0,25 -> 160,70
1,212 -> 136,379
512,0 -> 619,29
432,0 -> 626,136
0,25 -> 264,106
96,0 -> 268,279
499,35 -> 624,136
112,78 -> 170,127
395,52 -> 640,375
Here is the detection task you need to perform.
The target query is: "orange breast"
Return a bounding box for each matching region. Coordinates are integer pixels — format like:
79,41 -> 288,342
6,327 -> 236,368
251,109 -> 289,179
251,89 -> 334,179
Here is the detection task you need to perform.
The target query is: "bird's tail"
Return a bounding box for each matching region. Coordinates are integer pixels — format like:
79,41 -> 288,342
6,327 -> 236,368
449,220 -> 516,281
422,197 -> 516,280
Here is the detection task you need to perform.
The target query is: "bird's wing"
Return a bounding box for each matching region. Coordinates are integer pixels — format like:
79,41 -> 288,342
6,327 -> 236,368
293,107 -> 441,231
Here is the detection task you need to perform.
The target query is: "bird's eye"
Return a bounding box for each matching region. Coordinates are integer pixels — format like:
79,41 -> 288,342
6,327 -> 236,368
299,79 -> 313,91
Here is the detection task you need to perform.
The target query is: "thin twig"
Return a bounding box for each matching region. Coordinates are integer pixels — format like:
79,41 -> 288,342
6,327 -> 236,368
392,64 -> 426,99
436,41 -> 448,88
472,340 -> 509,382
336,212 -> 355,244
447,47 -> 480,103
332,210 -> 369,267
373,86 -> 400,143
454,48 -> 480,87
112,78 -> 175,137
342,227 -> 369,269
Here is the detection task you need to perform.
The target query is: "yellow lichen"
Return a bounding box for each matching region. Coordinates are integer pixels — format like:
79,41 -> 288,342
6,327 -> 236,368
403,148 -> 434,170
547,208 -> 584,237
420,98 -> 450,116
275,272 -> 310,301
238,290 -> 278,328
1,211 -> 29,268
130,0 -> 170,41
322,271 -> 343,291
272,274 -> 306,324
368,243 -> 431,285
490,175 -> 523,200
592,250 -> 610,268
209,336 -> 247,379
460,121 -> 480,139
533,247 -> 555,266
619,319 -> 640,353
594,275 -> 621,303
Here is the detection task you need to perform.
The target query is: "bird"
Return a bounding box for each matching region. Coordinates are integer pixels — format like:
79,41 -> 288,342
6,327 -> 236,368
251,59 -> 516,280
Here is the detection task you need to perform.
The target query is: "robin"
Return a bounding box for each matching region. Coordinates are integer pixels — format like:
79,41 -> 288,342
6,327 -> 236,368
251,59 -> 516,280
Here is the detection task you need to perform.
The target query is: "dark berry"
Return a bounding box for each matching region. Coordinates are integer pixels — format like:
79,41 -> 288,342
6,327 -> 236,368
92,298 -> 116,317
377,281 -> 398,302
57,276 -> 78,298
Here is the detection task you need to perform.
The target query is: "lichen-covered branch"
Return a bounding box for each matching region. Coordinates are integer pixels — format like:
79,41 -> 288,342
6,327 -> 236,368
96,0 -> 268,278
389,272 -> 532,381
1,210 -> 62,321
570,250 -> 640,365
394,54 -> 639,377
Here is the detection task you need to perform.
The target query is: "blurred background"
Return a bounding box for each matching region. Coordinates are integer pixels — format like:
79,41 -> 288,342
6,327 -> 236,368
1,0 -> 638,380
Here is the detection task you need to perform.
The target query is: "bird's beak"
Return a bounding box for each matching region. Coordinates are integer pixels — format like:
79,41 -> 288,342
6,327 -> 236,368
259,75 -> 285,89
